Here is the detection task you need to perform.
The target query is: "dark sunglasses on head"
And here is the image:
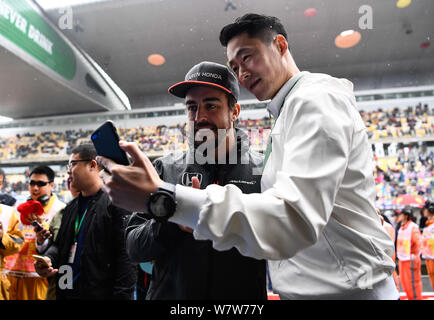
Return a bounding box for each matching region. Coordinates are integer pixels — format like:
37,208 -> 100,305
29,180 -> 50,187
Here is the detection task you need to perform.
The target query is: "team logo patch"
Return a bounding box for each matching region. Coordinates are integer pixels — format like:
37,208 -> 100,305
182,172 -> 203,186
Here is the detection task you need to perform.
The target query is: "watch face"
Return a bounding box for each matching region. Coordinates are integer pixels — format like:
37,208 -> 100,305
151,196 -> 168,217
150,193 -> 176,218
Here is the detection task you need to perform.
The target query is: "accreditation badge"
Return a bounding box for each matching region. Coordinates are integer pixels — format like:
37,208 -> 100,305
68,242 -> 77,264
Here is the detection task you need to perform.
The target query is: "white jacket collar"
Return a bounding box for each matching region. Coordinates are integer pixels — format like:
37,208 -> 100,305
267,71 -> 308,118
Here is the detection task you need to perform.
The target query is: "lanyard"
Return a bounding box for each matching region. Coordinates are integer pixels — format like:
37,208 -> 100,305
263,75 -> 304,169
74,208 -> 88,242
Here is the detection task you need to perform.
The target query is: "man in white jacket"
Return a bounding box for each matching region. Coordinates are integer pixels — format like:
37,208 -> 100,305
98,13 -> 399,299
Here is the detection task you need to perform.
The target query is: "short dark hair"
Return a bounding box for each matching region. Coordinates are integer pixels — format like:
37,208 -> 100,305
30,165 -> 55,182
400,206 -> 415,222
424,199 -> 434,214
227,94 -> 237,111
219,13 -> 288,47
72,144 -> 97,160
401,206 -> 413,215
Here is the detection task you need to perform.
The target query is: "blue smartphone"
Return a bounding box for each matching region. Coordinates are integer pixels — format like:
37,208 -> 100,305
91,120 -> 130,166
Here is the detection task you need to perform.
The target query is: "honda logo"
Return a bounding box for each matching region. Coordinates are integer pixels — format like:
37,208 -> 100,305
182,172 -> 203,186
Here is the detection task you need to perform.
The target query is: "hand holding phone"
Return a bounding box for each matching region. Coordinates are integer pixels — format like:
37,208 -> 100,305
32,254 -> 50,268
33,255 -> 58,278
91,120 -> 130,167
32,220 -> 43,232
32,221 -> 51,244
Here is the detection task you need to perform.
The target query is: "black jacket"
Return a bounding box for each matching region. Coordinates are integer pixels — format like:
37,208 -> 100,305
45,189 -> 136,300
126,130 -> 267,300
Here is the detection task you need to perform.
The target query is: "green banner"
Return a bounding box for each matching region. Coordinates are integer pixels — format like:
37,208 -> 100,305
0,0 -> 76,79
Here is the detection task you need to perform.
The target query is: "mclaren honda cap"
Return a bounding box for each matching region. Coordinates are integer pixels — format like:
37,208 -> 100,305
168,61 -> 239,101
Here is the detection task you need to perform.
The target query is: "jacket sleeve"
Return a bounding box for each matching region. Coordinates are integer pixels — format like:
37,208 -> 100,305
171,89 -> 354,260
36,209 -> 64,255
43,243 -> 59,269
44,207 -> 71,268
49,209 -> 64,241
0,209 -> 24,256
125,157 -> 185,262
125,212 -> 183,262
110,205 -> 137,300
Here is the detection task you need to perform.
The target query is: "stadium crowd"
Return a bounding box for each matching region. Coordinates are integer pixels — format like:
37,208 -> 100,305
374,144 -> 433,210
0,105 -> 432,161
1,107 -> 433,206
362,104 -> 433,140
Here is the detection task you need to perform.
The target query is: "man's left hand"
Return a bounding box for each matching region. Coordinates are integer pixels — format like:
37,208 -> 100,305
34,227 -> 52,245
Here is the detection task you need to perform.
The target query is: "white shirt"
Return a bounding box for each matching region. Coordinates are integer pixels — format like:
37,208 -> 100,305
170,72 -> 398,299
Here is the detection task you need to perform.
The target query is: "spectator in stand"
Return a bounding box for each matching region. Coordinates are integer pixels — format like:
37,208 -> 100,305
0,169 -> 16,207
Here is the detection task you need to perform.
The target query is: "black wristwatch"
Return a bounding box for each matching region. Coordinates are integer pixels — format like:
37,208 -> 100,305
147,182 -> 177,222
